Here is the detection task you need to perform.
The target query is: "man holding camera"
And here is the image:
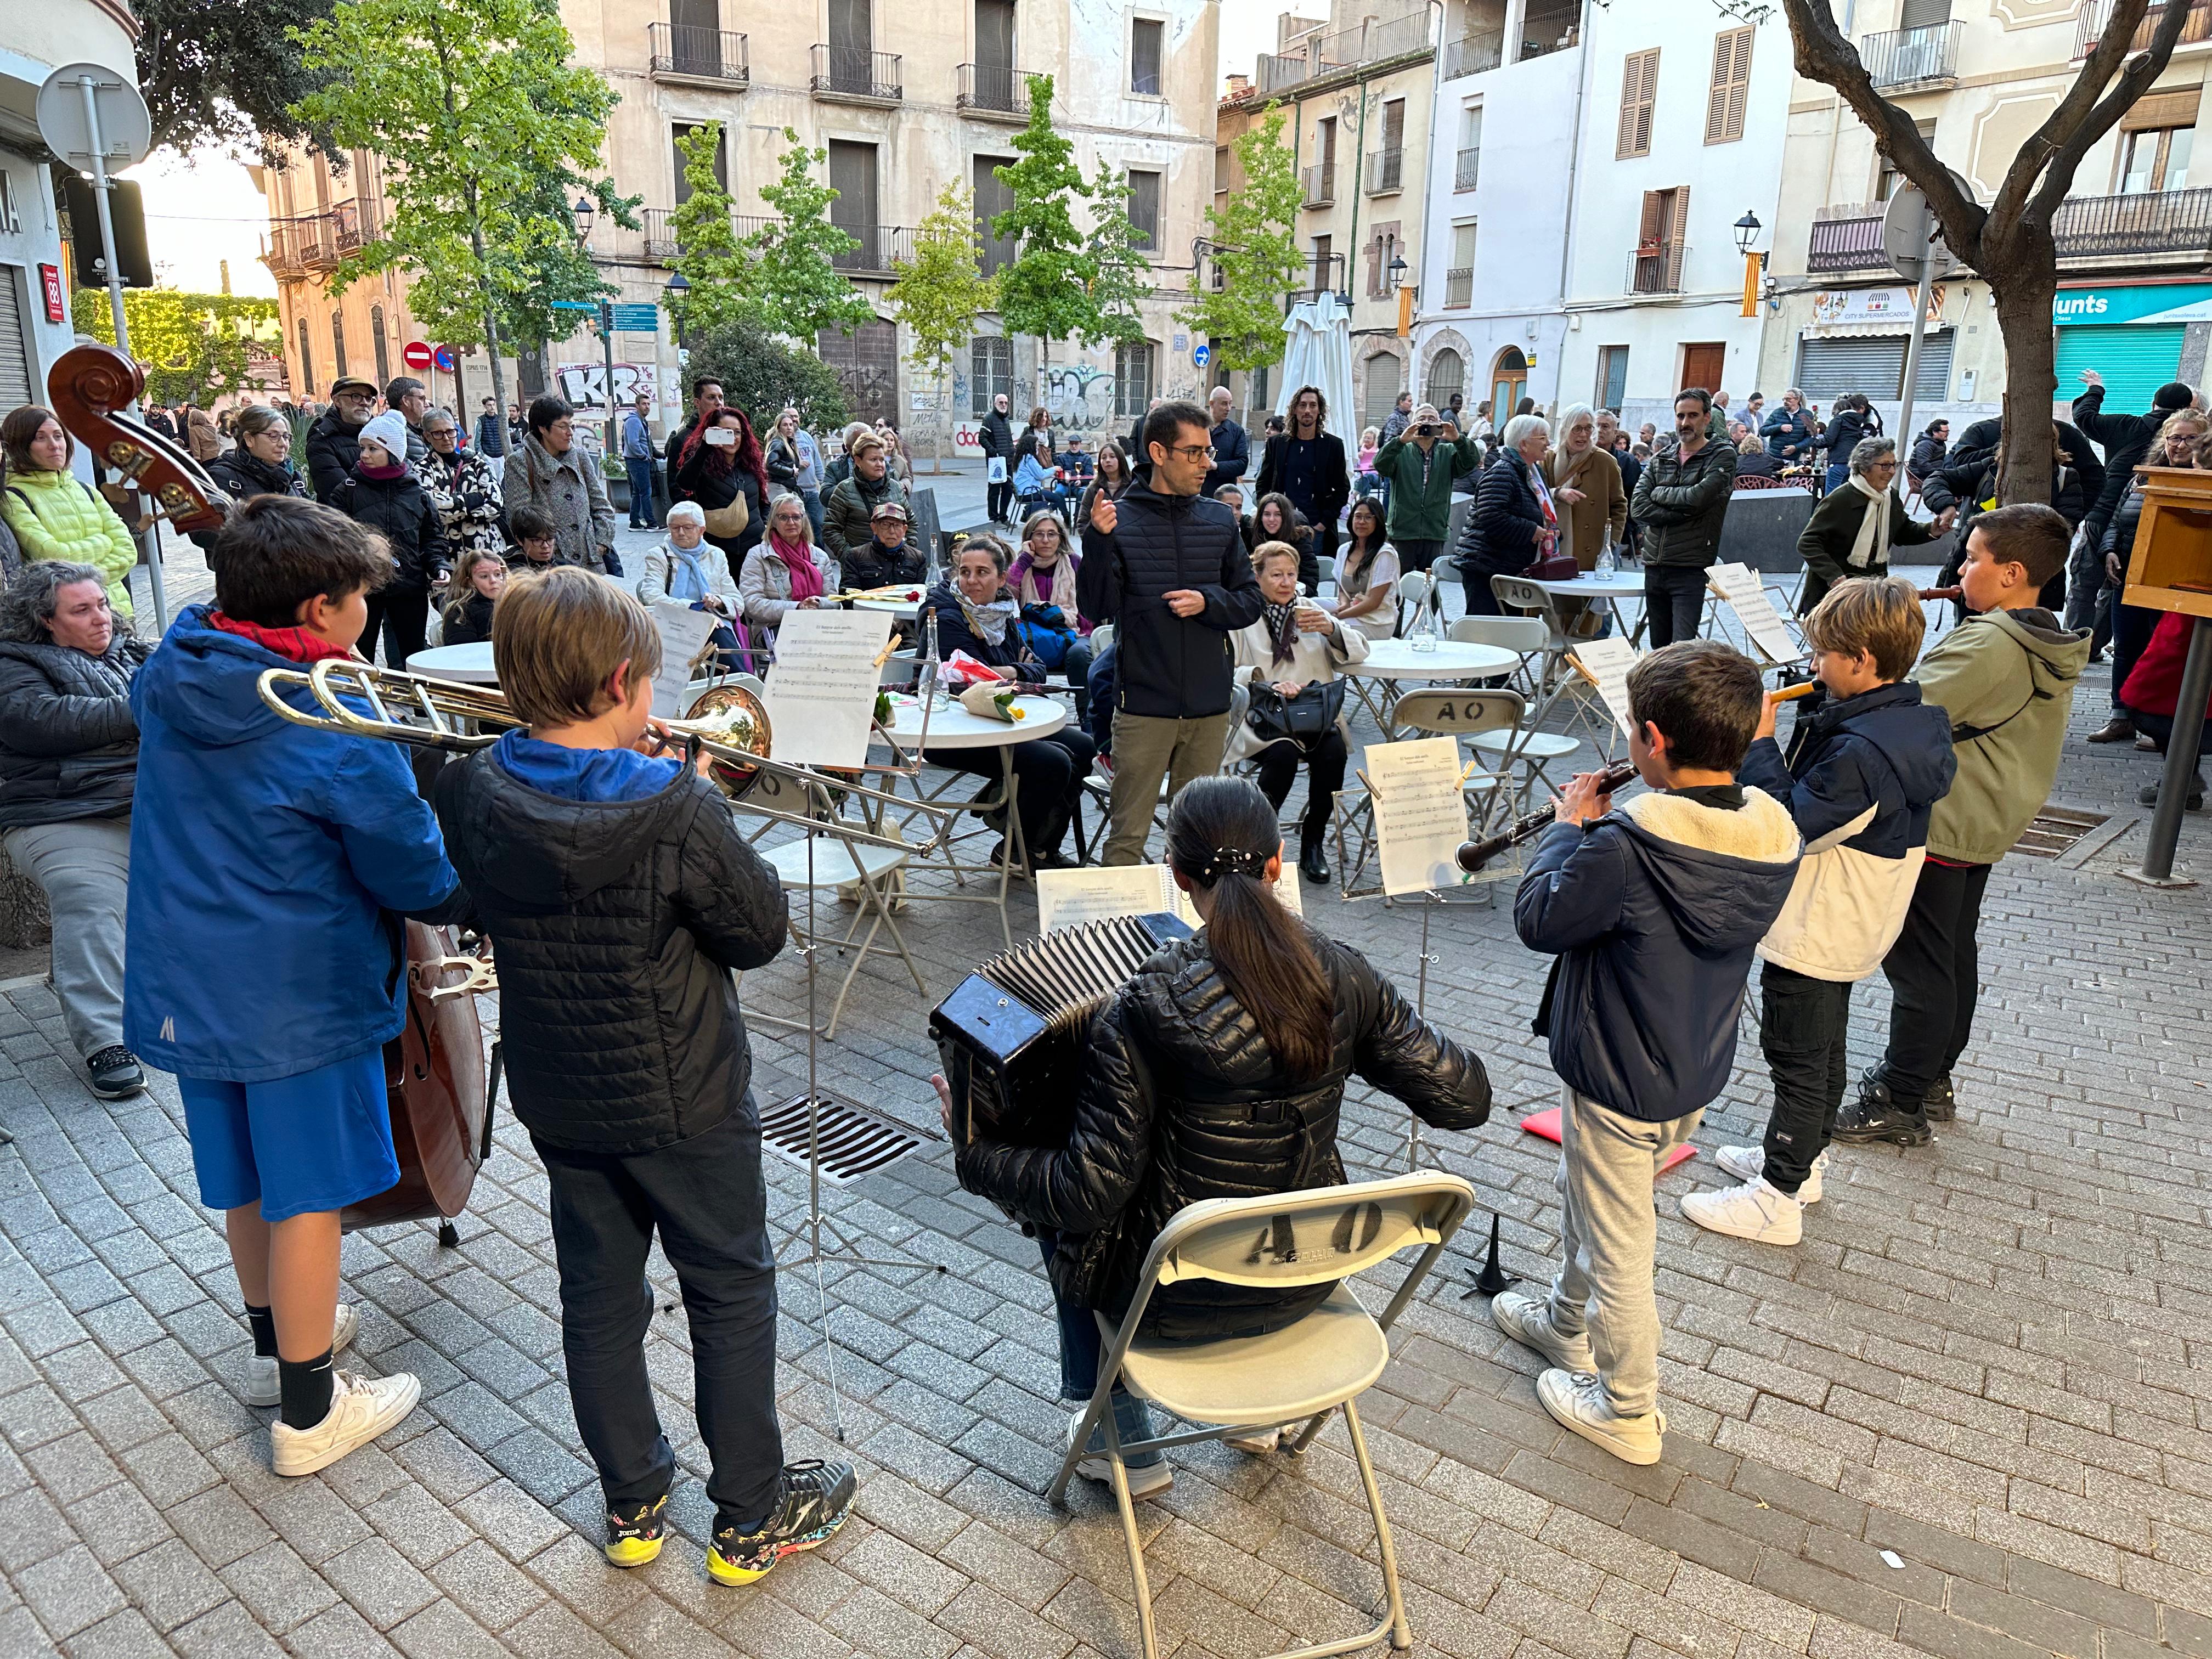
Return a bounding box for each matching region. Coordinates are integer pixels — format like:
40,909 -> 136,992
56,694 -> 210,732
1373,403 -> 1480,574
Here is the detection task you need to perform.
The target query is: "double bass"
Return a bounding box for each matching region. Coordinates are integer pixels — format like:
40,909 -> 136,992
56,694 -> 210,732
47,343 -> 497,1246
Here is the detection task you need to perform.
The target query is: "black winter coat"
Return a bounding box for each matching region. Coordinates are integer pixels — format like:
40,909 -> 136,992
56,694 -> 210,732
674,447 -> 766,571
441,591 -> 496,647
1257,431 -> 1351,531
304,410 -> 364,503
1075,481 -> 1264,720
331,469 -> 448,594
957,930 -> 1491,1338
1204,417 -> 1250,496
191,450 -> 308,559
0,634 -> 150,829
1631,439 -> 1738,567
923,585 -> 1043,683
1820,408 -> 1879,466
978,411 -> 1013,460
432,752 -> 788,1155
2072,383 -> 2182,542
1459,448 -> 1551,577
1908,432 -> 1949,478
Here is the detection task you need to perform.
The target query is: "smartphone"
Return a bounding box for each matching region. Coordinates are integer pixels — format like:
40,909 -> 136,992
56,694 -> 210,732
704,427 -> 736,447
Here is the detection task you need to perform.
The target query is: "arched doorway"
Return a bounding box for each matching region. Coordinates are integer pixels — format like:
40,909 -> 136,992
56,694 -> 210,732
1488,347 -> 1527,420
1425,347 -> 1464,413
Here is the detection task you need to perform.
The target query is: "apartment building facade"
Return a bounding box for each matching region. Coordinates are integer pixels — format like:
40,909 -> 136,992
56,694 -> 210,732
261,0 -> 1218,449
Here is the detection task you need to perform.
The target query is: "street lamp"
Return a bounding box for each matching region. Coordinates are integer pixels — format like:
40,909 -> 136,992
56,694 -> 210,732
1733,209 -> 1764,319
571,195 -> 596,244
1386,252 -> 1409,292
1731,210 -> 1763,255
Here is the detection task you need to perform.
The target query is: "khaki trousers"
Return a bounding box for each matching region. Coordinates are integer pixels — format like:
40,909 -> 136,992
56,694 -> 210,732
1103,710 -> 1231,866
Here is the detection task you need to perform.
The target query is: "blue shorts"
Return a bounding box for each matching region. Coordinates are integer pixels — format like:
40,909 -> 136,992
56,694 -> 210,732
178,1047 -> 400,1223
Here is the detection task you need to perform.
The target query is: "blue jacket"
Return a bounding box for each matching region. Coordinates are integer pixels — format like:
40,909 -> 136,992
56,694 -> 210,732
1739,681 -> 1956,981
1205,417 -> 1250,496
475,411 -> 506,458
1760,407 -> 1816,462
123,608 -> 462,1082
1516,787 -> 1800,1121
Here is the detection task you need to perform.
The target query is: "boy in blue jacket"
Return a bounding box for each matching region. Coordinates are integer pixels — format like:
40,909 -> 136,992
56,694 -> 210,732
1684,578 -> 1955,1246
1496,641 -> 1800,1464
125,495 -> 467,1477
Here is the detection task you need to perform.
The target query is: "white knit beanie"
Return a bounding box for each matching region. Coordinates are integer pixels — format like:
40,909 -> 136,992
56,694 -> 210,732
359,410 -> 410,462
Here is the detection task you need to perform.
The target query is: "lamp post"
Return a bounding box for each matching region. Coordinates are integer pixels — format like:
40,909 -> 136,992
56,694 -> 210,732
1733,210 -> 1764,320
1386,251 -> 1413,339
571,196 -> 619,460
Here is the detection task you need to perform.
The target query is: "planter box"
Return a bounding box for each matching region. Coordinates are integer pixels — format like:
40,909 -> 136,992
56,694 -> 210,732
1718,488 -> 1817,574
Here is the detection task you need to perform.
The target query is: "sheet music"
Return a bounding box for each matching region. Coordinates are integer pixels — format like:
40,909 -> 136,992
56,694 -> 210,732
1035,860 -> 1302,934
647,604 -> 721,720
1365,736 -> 1471,897
760,607 -> 893,768
1567,637 -> 1639,739
1706,563 -> 1804,665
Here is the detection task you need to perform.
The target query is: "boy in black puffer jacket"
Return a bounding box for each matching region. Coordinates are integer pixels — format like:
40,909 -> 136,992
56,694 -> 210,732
431,569 -> 854,1588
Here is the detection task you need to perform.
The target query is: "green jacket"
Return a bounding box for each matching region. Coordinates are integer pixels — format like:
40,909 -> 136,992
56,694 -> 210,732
1374,433 -> 1479,542
1916,607 -> 2090,865
2,467 -> 138,617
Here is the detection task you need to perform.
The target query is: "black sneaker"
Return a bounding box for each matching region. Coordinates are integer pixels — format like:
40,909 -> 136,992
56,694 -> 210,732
2138,773 -> 2207,810
1924,1075 -> 1956,1124
86,1046 -> 145,1099
1833,1082 -> 1931,1147
707,1460 -> 856,1587
603,1492 -> 668,1568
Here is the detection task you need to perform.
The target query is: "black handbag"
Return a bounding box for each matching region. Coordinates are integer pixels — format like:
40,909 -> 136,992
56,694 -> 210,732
1245,677 -> 1347,744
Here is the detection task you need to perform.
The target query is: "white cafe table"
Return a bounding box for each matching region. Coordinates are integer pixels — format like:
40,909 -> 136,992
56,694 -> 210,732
851,597 -> 922,622
1341,638 -> 1518,738
1528,571 -> 1650,645
405,641 -> 498,685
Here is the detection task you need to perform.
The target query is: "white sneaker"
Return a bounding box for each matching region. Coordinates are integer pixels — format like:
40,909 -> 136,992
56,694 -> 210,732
1488,1288 -> 1596,1374
1680,1177 -> 1803,1245
244,1304 -> 360,1407
1714,1144 -> 1824,1204
1065,1409 -> 1172,1498
1222,1425 -> 1281,1455
1537,1369 -> 1667,1466
270,1369 -> 421,1477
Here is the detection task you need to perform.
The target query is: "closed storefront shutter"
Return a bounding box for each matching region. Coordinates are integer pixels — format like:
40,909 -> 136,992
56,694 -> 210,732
1795,335 -> 1907,401
2054,323 -> 2186,414
1913,329 -> 1956,400
0,269 -> 32,411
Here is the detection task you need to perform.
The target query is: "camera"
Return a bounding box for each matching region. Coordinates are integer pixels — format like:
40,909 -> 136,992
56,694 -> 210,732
1415,424 -> 1437,436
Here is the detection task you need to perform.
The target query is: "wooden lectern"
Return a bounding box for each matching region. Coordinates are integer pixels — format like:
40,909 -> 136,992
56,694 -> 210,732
2120,465 -> 2212,885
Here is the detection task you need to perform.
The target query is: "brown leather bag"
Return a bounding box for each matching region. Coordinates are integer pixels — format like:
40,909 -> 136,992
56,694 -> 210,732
702,492 -> 749,540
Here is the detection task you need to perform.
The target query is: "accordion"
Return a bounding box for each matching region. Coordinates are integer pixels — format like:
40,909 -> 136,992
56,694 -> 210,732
929,911 -> 1193,1153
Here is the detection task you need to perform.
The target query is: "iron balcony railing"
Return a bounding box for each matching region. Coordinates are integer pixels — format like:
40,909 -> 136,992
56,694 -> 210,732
647,23 -> 749,84
641,206 -> 774,263
2052,187 -> 2212,258
1444,267 -> 1473,307
830,223 -> 915,275
2078,0 -> 2212,57
957,63 -> 1043,116
1454,148 -> 1480,191
1807,210 -> 1887,273
1302,163 -> 1336,206
332,199 -> 365,253
1365,148 -> 1404,195
811,45 -> 902,102
1626,244 -> 1689,296
1259,6 -> 1432,93
1290,251 -> 1348,302
1859,21 -> 1962,88
287,215 -> 338,269
1443,33 -> 1503,77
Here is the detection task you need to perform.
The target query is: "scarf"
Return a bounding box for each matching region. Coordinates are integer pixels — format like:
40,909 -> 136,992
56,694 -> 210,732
357,460 -> 407,482
960,593 -> 1020,647
207,609 -> 356,664
1009,549 -> 1078,614
662,539 -> 715,603
1844,473 -> 1892,570
1262,599 -> 1299,667
769,531 -> 823,601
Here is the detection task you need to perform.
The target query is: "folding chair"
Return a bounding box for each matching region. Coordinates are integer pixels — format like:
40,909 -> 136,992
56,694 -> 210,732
1393,569 -> 1432,636
1330,688 -> 1522,894
1488,574 -> 1582,701
1449,614 -> 1547,698
1049,1172 -> 1477,1659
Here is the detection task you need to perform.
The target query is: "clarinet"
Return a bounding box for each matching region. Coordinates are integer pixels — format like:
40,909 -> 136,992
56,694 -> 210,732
1457,761 -> 1638,873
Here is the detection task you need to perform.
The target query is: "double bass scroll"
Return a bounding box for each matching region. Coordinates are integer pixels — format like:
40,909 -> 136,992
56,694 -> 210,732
46,342 -> 231,535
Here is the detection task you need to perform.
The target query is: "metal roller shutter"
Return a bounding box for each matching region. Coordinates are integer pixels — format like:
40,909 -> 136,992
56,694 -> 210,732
1795,335 -> 1907,402
0,268 -> 33,411
2054,324 -> 2186,414
1910,329 -> 1956,400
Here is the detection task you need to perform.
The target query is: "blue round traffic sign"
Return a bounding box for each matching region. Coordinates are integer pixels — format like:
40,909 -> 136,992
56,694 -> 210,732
432,345 -> 458,373
1193,343 -> 1211,368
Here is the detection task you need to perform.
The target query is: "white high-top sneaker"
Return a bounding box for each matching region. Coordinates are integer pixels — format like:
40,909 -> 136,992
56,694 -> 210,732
1681,1176 -> 1803,1245
1715,1144 -> 1825,1204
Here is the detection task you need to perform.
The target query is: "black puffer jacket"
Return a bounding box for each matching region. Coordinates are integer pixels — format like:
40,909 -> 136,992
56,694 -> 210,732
0,633 -> 151,828
1458,447 -> 1550,578
330,468 -> 448,594
303,409 -> 363,503
191,450 -> 307,556
957,932 -> 1490,1339
1075,481 -> 1263,719
432,753 -> 788,1154
2073,383 -> 2187,544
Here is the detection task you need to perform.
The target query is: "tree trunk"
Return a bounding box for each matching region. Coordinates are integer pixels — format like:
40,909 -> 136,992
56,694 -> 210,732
1989,240 -> 2059,511
930,358 -> 946,475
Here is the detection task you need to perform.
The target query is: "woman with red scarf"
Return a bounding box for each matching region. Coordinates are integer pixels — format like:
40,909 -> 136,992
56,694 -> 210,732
739,492 -> 834,655
675,406 -> 769,586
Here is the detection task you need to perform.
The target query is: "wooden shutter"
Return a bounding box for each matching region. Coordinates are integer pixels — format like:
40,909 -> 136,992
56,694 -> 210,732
1617,49 -> 1658,159
1705,29 -> 1753,145
1383,98 -> 1405,151
2123,88 -> 2202,131
1664,187 -> 1691,290
1635,189 -> 1664,256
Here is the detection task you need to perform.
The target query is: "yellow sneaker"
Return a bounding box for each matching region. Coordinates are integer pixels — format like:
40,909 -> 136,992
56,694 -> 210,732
603,1493 -> 668,1567
706,1460 -> 855,1587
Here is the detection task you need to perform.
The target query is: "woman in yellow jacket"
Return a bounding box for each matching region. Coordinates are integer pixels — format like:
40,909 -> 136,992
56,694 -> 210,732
1,407 -> 137,618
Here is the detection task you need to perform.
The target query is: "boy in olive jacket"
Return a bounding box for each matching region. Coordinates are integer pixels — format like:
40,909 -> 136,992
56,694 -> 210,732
1838,505 -> 2090,1146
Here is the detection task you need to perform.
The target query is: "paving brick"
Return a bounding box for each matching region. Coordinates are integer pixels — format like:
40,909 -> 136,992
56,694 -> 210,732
14,1544 -> 125,1641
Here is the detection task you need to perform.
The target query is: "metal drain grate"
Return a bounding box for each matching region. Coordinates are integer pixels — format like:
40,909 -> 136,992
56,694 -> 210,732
760,1092 -> 924,1184
2011,806 -> 2110,859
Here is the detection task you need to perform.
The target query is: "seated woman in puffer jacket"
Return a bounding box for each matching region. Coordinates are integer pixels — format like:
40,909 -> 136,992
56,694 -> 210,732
938,776 -> 1492,1499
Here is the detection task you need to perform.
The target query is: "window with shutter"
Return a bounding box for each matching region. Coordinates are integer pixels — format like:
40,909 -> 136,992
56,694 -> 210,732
1131,18 -> 1163,95
1617,49 -> 1658,159
1664,186 -> 1691,289
974,156 -> 1017,274
1705,28 -> 1752,145
1899,0 -> 1951,27
1128,170 -> 1161,248
672,122 -> 728,205
0,272 -> 33,413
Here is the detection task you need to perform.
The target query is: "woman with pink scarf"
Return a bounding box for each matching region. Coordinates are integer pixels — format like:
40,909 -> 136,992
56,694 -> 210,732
738,493 -> 835,654
1005,511 -> 1091,724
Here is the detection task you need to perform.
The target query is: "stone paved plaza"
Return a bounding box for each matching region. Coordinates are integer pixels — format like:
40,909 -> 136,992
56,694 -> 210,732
4,544 -> 2212,1659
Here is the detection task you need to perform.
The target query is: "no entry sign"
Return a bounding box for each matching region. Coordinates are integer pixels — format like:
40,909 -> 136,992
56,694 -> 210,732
402,341 -> 433,371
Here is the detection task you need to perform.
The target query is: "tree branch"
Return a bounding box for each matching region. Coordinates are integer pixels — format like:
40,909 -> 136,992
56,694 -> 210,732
2022,0 -> 2196,227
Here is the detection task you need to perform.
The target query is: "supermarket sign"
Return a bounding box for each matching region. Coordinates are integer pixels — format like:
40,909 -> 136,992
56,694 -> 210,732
2052,283 -> 2212,326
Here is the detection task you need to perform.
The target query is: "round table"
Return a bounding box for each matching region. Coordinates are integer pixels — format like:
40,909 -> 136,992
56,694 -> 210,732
1344,639 -> 1518,682
407,642 -> 498,685
851,597 -> 922,623
1528,572 -> 1650,602
872,692 -> 1068,749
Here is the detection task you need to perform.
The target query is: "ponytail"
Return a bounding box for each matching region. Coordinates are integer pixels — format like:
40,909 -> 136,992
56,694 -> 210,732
1166,777 -> 1334,1083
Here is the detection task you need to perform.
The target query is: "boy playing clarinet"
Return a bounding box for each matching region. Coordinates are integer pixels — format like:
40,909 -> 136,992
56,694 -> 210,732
431,568 -> 855,1583
1498,641 -> 1800,1464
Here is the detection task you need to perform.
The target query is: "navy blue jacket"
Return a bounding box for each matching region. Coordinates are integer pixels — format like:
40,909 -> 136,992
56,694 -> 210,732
1205,417 -> 1250,496
1739,682 -> 1955,980
1458,447 -> 1549,577
1516,787 -> 1799,1121
1076,481 -> 1263,719
1761,406 -> 1818,462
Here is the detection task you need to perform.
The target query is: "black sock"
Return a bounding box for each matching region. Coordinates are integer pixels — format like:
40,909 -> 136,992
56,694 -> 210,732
245,1304 -> 277,1359
278,1348 -> 334,1431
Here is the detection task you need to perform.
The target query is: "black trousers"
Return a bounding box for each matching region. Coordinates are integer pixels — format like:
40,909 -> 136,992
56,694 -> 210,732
535,1106 -> 783,1528
1395,538 -> 1444,575
1876,859 -> 1992,1113
362,589 -> 430,670
1643,564 -> 1707,649
2110,599 -> 2160,713
1253,727 -> 1348,847
988,477 -> 1014,522
926,729 -> 1097,858
1757,962 -> 1853,1195
1301,521 -> 1335,595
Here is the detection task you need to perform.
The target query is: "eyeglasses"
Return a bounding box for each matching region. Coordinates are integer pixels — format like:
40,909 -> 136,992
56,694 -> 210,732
1164,443 -> 1215,462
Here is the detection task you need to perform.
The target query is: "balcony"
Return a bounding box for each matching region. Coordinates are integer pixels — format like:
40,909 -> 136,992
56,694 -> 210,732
647,23 -> 749,86
1626,245 -> 1688,296
1290,251 -> 1348,302
262,224 -> 307,279
1455,148 -> 1481,191
1365,148 -> 1404,195
1443,33 -> 1503,77
279,213 -> 338,271
1807,208 -> 1887,273
641,206 -> 775,264
1444,267 -> 1473,307
811,45 -> 901,105
1859,21 -> 1961,90
1302,163 -> 1336,207
1257,51 -> 1313,93
2078,0 -> 2212,58
1259,5 -> 1433,92
331,198 -> 379,255
2053,187 -> 2212,259
831,223 -> 914,276
958,63 -> 1043,119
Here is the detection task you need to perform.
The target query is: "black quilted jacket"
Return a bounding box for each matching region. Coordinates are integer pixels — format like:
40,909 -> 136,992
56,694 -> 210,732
957,930 -> 1491,1339
0,633 -> 151,829
432,754 -> 788,1155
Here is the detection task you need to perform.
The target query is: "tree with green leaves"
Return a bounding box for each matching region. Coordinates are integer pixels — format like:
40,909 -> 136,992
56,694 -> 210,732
136,0 -> 336,161
1080,163 -> 1152,353
1178,109 -> 1303,394
70,289 -> 280,407
684,322 -> 850,437
290,0 -> 637,418
746,129 -> 873,346
663,121 -> 754,338
888,184 -> 998,473
991,74 -> 1096,384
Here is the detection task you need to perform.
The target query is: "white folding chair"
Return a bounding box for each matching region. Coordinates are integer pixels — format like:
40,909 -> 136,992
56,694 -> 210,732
1449,614 -> 1547,698
1330,688 -> 1522,895
1050,1173 -> 1477,1659
1392,568 -> 1432,636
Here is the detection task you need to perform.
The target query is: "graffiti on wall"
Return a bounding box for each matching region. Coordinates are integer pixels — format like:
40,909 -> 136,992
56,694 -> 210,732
1045,364 -> 1116,432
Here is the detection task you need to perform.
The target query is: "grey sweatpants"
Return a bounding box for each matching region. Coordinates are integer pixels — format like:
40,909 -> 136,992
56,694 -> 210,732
4,817 -> 130,1059
1545,1087 -> 1701,1418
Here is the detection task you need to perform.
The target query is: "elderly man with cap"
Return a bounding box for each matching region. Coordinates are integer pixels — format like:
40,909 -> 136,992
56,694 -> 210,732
1372,403 -> 1480,573
844,498 -> 928,594
304,376 -> 379,504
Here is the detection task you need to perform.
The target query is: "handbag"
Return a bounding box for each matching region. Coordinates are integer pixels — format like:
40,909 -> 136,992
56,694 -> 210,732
1245,677 -> 1347,745
702,491 -> 749,540
1522,554 -> 1579,582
